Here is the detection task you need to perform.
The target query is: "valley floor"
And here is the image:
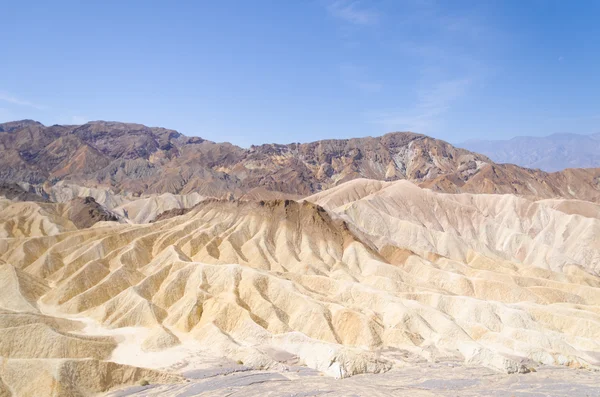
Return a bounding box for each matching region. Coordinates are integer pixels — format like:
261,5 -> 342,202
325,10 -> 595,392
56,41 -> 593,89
106,361 -> 600,397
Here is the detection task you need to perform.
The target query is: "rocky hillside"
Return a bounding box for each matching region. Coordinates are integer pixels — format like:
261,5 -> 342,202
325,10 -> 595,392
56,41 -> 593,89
2,120 -> 600,202
0,182 -> 49,202
65,196 -> 120,228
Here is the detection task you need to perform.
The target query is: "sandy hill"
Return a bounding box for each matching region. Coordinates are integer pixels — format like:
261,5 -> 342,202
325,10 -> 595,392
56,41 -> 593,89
0,179 -> 599,395
3,120 -> 600,202
28,182 -> 210,225
0,196 -> 126,237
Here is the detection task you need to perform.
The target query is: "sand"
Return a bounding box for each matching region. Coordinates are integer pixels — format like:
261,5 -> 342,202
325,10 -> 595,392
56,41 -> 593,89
1,178 -> 600,395
105,361 -> 600,397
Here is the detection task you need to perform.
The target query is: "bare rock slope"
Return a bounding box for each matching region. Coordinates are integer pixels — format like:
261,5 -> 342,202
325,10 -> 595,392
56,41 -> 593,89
1,179 -> 600,395
2,120 -> 600,202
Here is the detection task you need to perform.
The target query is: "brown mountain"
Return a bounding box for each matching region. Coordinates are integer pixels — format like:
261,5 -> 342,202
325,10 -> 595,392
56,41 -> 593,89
2,120 -> 600,202
65,196 -> 120,228
0,182 -> 49,202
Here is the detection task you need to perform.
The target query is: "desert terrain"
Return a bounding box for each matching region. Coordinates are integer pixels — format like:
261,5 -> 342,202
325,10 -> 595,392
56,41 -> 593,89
1,122 -> 600,396
1,171 -> 600,395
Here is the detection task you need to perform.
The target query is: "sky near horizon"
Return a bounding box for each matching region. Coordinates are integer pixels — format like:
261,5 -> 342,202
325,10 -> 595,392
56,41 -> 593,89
1,0 -> 599,147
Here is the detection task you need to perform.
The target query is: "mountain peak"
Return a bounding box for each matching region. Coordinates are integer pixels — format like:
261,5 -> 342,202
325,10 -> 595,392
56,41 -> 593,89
0,119 -> 45,132
1,120 -> 600,202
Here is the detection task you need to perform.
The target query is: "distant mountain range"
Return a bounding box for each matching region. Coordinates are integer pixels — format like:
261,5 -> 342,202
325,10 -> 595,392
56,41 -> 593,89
460,133 -> 600,172
2,120 -> 600,202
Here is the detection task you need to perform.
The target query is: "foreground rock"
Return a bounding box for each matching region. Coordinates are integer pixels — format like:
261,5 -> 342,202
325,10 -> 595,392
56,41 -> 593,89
106,361 -> 600,397
0,358 -> 181,396
65,196 -> 120,229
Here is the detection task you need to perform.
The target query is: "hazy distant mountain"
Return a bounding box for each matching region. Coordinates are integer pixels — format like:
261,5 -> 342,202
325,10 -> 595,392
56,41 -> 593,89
460,133 -> 600,172
2,120 -> 600,202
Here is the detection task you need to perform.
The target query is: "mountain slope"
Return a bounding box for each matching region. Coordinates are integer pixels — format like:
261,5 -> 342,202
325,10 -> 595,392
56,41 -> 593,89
2,120 -> 600,202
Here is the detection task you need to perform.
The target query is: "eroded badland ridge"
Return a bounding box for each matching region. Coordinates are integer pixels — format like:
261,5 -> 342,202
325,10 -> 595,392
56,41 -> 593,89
0,120 -> 600,396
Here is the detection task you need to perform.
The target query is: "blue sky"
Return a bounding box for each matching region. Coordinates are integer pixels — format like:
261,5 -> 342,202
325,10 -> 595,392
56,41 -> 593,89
2,0 -> 599,146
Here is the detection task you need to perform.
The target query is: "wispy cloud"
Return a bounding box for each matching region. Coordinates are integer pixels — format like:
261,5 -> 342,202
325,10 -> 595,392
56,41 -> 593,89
368,78 -> 471,132
354,81 -> 383,93
70,115 -> 88,124
327,0 -> 379,25
547,113 -> 600,123
54,114 -> 89,125
0,108 -> 12,122
324,0 -> 490,137
340,63 -> 382,93
0,91 -> 46,110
